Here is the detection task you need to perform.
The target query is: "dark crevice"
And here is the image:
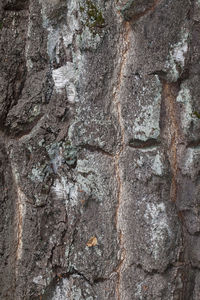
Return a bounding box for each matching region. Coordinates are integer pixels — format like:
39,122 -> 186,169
190,265 -> 200,271
63,268 -> 108,286
66,267 -> 92,285
149,66 -> 190,88
0,61 -> 27,136
4,0 -> 29,11
48,244 -> 57,269
37,267 -> 93,300
128,138 -> 160,149
43,68 -> 54,104
129,262 -> 167,276
79,144 -> 113,157
66,213 -> 81,265
7,114 -> 44,139
187,139 -> 200,148
148,70 -> 168,79
131,260 -> 189,279
78,171 -> 94,178
93,277 -> 108,284
178,68 -> 190,84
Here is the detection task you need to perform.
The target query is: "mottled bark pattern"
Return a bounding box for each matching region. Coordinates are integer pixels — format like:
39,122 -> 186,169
0,0 -> 200,299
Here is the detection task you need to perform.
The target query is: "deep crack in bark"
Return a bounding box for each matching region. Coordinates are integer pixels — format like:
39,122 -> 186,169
112,20 -> 131,300
162,81 -> 181,203
161,79 -> 187,300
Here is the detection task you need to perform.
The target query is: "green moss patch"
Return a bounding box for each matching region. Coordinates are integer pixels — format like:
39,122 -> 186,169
193,111 -> 200,119
80,0 -> 105,33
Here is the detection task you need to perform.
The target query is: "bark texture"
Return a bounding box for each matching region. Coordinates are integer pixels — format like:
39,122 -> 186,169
0,0 -> 200,299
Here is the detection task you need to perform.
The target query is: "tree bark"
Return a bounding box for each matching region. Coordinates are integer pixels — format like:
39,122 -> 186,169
0,0 -> 200,299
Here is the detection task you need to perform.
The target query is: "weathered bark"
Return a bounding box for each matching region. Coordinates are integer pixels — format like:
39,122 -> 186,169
0,0 -> 200,299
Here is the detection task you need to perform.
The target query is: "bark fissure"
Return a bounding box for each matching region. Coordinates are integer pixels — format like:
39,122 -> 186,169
9,160 -> 26,296
112,21 -> 131,300
128,138 -> 160,149
79,144 -> 113,157
130,0 -> 160,22
161,80 -> 188,300
162,81 -> 181,203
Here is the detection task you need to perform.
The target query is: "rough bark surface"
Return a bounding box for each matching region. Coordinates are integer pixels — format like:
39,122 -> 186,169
0,0 -> 200,299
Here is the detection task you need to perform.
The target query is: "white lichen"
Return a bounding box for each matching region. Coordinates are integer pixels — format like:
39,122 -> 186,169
52,278 -> 70,300
39,0 -> 86,104
33,275 -> 46,286
144,202 -> 171,261
132,76 -> 162,141
51,148 -> 63,174
176,82 -> 194,134
183,148 -> 194,176
47,27 -> 61,62
29,166 -> 45,183
51,177 -> 79,207
76,156 -> 107,203
182,148 -> 200,179
25,14 -> 33,71
135,281 -> 144,300
52,64 -> 77,103
165,29 -> 189,81
52,276 -> 91,300
79,26 -> 102,50
151,152 -> 164,176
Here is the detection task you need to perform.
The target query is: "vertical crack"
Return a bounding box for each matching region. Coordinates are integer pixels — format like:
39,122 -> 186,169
162,81 -> 181,203
112,20 -> 131,300
9,157 -> 26,293
161,79 -> 188,299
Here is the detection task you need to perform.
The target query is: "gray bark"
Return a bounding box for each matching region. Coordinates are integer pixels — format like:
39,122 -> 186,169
0,0 -> 200,299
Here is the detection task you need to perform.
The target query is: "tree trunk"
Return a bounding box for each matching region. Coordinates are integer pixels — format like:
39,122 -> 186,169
0,0 -> 200,299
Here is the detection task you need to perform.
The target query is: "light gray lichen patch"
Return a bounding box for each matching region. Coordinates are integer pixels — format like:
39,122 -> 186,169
176,81 -> 195,135
182,148 -> 200,179
25,14 -> 33,71
29,146 -> 63,185
40,0 -> 103,106
46,141 -> 78,173
30,104 -> 41,119
130,75 -> 162,142
76,155 -> 109,203
39,0 -> 85,102
68,109 -> 118,154
151,152 -> 165,176
78,26 -> 102,51
164,29 -> 189,82
52,278 -> 70,300
52,64 -> 77,102
52,276 -> 95,300
51,177 -> 68,201
33,275 -> 46,287
51,177 -> 79,207
29,164 -> 48,183
131,150 -> 166,183
135,280 -> 145,300
144,202 -> 171,262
